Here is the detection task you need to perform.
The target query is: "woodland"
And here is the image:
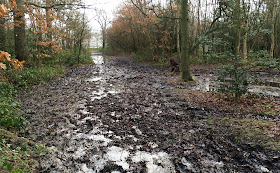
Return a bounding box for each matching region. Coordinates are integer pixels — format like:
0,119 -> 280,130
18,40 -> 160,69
0,0 -> 280,172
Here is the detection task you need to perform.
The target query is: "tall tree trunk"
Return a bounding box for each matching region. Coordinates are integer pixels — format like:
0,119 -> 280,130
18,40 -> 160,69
180,0 -> 193,81
14,0 -> 27,61
0,1 -> 6,51
78,11 -> 85,64
233,0 -> 241,58
196,0 -> 201,59
270,0 -> 276,59
202,0 -> 208,64
46,0 -> 53,41
242,0 -> 248,60
243,22 -> 248,60
176,0 -> 181,61
275,4 -> 280,58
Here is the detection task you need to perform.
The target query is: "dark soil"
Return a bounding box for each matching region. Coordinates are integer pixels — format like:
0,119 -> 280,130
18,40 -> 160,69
18,54 -> 280,173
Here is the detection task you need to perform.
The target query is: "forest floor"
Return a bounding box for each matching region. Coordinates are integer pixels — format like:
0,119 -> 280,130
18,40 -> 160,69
18,52 -> 280,173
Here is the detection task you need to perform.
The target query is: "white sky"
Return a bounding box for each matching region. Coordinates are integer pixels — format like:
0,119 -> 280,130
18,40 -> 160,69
84,0 -> 124,32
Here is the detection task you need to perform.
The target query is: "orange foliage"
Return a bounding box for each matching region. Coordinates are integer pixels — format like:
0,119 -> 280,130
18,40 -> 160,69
107,1 -> 175,60
0,51 -> 24,70
12,0 -> 17,8
25,4 -> 66,59
12,59 -> 25,70
0,4 -> 8,17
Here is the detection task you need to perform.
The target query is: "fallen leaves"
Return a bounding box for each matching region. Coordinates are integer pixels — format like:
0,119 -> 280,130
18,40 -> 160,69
176,89 -> 280,117
208,117 -> 280,151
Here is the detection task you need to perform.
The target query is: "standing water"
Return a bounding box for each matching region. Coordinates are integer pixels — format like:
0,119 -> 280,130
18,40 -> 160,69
72,52 -> 176,172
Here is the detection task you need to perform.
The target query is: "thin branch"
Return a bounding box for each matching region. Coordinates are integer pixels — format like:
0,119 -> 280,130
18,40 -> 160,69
130,0 -> 180,20
26,2 -> 91,10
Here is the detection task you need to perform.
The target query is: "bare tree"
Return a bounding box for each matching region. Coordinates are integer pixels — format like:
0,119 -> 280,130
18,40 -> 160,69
94,9 -> 110,49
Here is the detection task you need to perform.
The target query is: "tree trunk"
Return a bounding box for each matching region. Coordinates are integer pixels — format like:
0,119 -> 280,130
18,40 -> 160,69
242,0 -> 248,60
176,0 -> 181,61
233,0 -> 241,58
102,29 -> 106,49
180,0 -> 193,81
14,0 -> 27,61
0,0 -> 6,51
270,0 -> 276,59
78,12 -> 85,64
0,14 -> 5,50
196,0 -> 201,59
275,5 -> 280,58
243,25 -> 248,60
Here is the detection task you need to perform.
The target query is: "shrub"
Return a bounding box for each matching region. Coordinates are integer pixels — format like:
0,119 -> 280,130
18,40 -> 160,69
216,64 -> 249,99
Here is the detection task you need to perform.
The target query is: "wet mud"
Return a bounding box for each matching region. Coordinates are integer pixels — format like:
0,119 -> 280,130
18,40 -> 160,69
19,52 -> 280,172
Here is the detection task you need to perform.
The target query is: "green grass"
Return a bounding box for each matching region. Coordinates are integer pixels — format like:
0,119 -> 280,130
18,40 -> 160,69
87,47 -> 102,52
208,117 -> 280,151
65,55 -> 94,66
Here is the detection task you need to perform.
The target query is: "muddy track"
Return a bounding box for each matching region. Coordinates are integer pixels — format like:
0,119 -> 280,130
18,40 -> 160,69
19,53 -> 280,173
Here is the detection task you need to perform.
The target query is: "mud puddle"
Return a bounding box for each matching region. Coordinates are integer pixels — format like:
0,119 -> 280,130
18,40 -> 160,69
20,53 -> 175,172
19,54 -> 280,172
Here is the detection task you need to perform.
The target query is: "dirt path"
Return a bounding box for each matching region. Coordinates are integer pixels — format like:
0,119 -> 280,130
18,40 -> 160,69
19,53 -> 280,173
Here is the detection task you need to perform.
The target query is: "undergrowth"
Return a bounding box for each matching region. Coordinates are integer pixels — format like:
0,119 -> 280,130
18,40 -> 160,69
13,66 -> 66,89
0,129 -> 48,172
0,82 -> 25,130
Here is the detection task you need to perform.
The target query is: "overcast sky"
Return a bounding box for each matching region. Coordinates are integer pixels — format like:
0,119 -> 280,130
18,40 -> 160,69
83,0 -> 124,32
